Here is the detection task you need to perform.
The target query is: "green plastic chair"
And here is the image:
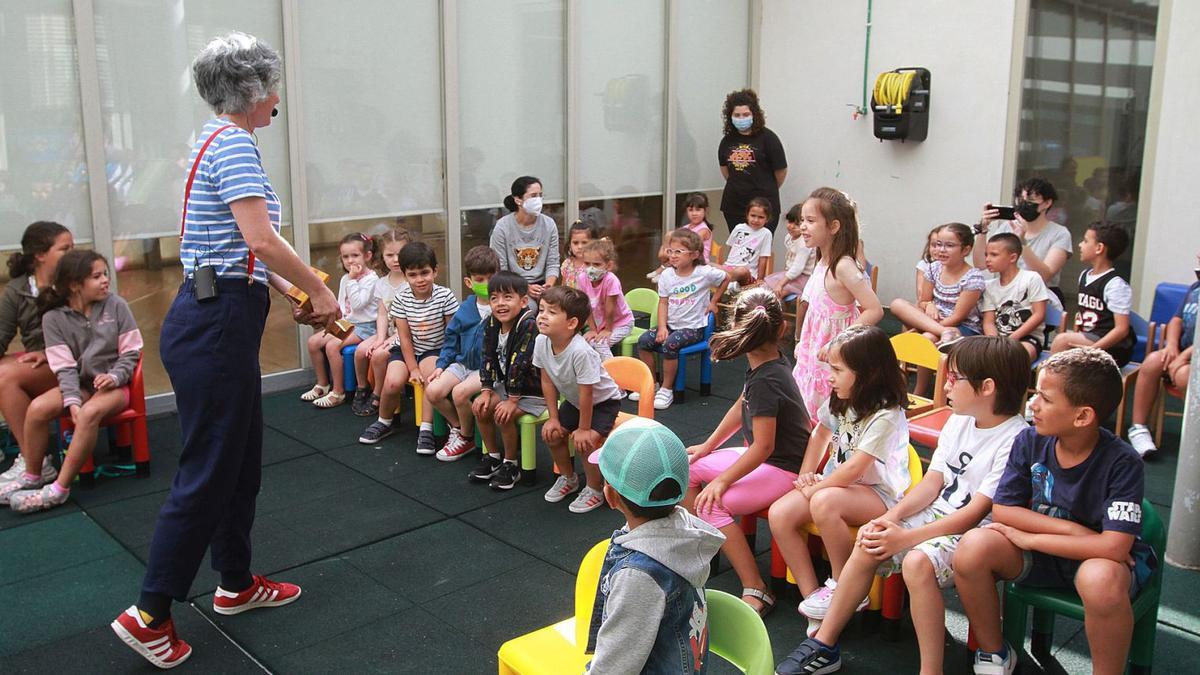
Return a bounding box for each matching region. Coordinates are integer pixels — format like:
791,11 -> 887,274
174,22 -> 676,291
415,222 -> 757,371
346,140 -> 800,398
706,589 -> 774,675
480,409 -> 550,486
1001,498 -> 1165,674
620,287 -> 660,357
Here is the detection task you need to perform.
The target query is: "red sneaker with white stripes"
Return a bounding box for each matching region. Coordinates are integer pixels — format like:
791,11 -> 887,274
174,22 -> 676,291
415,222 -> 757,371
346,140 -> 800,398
110,606 -> 192,669
212,575 -> 302,615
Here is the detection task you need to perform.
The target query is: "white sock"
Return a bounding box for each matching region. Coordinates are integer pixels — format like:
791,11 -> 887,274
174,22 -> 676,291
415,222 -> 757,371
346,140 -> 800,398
420,422 -> 433,432
377,416 -> 393,427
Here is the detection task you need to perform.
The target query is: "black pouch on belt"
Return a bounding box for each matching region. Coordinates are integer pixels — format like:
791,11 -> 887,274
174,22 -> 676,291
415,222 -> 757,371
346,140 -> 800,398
194,265 -> 219,302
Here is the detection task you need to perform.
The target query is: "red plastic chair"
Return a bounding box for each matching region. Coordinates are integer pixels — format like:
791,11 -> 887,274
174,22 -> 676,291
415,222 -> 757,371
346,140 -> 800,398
59,358 -> 150,486
907,406 -> 954,449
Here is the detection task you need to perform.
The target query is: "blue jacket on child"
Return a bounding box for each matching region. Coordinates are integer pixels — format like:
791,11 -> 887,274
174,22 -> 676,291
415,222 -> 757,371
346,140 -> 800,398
436,295 -> 487,372
585,507 -> 725,674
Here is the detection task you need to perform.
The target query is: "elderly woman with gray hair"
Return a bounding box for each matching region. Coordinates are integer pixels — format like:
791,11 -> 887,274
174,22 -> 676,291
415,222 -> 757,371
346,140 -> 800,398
110,32 -> 339,668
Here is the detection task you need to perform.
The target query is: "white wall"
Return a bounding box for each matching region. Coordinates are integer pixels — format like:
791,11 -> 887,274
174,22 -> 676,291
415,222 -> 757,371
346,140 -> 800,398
1132,0 -> 1200,312
757,0 -> 1018,304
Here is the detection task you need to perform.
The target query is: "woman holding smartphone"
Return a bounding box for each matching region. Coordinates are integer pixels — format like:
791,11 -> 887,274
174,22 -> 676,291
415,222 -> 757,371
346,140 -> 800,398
973,176 -> 1073,307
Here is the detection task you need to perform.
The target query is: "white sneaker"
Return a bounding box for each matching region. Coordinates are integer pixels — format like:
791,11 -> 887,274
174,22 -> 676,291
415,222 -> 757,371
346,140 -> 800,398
1128,425 -> 1158,458
653,387 -> 674,410
646,269 -> 662,283
0,455 -> 55,483
0,468 -> 55,505
569,486 -> 605,513
798,578 -> 868,619
543,474 -> 579,503
973,643 -> 1016,675
627,391 -> 641,402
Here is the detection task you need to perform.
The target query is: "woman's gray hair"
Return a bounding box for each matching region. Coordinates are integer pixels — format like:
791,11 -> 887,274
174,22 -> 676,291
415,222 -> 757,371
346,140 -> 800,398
192,32 -> 282,115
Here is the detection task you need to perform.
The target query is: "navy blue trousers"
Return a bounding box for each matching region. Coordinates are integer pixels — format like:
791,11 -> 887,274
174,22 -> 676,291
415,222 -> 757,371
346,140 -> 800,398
141,278 -> 268,601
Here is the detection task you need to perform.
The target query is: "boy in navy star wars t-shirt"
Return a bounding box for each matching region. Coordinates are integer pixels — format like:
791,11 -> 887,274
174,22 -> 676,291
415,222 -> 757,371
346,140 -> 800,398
953,348 -> 1155,675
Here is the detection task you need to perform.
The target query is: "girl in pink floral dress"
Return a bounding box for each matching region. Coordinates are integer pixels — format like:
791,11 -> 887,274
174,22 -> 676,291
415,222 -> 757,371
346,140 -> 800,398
792,188 -> 883,421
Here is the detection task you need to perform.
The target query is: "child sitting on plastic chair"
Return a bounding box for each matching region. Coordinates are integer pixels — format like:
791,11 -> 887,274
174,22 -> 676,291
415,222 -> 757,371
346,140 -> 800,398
775,336 -> 1030,675
1,251 -> 143,513
585,418 -> 724,673
424,245 -> 499,462
954,348 -> 1156,675
357,242 -> 459,450
469,271 -> 545,490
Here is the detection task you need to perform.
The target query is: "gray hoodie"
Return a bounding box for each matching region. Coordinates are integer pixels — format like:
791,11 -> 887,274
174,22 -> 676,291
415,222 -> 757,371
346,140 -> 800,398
588,507 -> 726,674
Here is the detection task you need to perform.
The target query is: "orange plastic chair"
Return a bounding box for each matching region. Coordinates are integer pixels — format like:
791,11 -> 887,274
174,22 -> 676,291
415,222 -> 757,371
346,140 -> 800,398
889,333 -> 946,417
59,357 -> 151,486
604,356 -> 655,424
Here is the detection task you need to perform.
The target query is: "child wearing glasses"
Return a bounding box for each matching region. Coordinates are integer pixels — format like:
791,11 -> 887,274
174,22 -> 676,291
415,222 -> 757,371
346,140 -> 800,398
889,222 -> 988,345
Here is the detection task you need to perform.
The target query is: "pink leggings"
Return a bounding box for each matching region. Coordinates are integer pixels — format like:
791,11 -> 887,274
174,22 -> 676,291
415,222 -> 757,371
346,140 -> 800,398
689,448 -> 798,528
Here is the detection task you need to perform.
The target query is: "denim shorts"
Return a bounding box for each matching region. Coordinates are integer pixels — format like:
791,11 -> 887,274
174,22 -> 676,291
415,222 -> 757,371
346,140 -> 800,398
353,321 -> 377,340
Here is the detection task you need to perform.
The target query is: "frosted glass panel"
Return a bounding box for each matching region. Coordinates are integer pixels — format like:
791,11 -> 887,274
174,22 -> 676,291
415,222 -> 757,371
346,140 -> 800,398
93,0 -> 290,240
298,0 -> 444,221
458,0 -> 564,209
578,0 -> 664,198
676,0 -> 749,193
0,0 -> 92,248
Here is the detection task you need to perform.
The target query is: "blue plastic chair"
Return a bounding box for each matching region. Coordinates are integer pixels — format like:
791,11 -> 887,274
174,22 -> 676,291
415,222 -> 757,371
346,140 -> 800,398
1031,303 -> 1065,369
341,343 -> 358,393
673,313 -> 715,402
1150,281 -> 1190,327
1129,310 -> 1150,364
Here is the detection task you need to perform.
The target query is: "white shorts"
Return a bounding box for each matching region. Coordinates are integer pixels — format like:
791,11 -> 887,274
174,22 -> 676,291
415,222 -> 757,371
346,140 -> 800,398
491,382 -> 548,416
874,507 -> 960,589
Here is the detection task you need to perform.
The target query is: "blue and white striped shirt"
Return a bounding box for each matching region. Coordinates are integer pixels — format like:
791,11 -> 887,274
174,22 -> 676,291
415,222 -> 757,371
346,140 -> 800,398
179,119 -> 280,284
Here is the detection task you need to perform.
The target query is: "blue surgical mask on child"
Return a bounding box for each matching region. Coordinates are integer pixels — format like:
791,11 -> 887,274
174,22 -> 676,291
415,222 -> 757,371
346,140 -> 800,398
585,266 -> 607,282
731,116 -> 753,132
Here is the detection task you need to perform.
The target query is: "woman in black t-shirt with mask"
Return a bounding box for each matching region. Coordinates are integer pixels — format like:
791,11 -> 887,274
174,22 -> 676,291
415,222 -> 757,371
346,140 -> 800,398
718,89 -> 788,233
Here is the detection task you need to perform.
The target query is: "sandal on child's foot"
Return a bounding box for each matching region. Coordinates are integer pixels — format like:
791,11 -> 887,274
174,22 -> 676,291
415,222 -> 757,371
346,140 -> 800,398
313,391 -> 346,408
362,394 -> 381,417
300,384 -> 330,402
741,587 -> 776,618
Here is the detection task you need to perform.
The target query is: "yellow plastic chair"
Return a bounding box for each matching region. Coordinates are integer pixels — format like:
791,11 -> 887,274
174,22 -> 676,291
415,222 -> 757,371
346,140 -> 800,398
620,287 -> 660,357
889,332 -> 946,417
706,589 -> 774,675
497,540 -> 608,674
710,241 -> 722,265
793,444 -> 924,632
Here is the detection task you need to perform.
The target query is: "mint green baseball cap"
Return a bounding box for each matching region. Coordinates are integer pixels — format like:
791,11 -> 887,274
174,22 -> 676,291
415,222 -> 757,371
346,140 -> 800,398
588,418 -> 690,508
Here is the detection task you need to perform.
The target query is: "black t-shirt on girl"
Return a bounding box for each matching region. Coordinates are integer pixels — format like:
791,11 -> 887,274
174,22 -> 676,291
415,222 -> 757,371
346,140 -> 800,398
718,128 -> 787,230
739,356 -> 811,473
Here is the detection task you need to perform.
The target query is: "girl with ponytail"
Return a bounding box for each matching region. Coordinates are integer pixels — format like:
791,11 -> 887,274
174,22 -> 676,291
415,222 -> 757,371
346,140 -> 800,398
0,221 -> 73,481
683,287 -> 813,617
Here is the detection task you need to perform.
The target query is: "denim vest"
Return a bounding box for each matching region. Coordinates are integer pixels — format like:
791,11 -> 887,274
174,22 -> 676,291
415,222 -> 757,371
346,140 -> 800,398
586,535 -> 709,674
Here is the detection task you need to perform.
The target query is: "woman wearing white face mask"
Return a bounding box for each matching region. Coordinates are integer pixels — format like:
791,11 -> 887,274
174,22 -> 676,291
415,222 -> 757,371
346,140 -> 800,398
490,175 -> 560,304
718,89 -> 788,233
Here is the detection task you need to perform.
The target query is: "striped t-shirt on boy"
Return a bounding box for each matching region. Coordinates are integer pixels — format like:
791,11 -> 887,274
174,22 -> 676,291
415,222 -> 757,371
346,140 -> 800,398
388,284 -> 459,355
